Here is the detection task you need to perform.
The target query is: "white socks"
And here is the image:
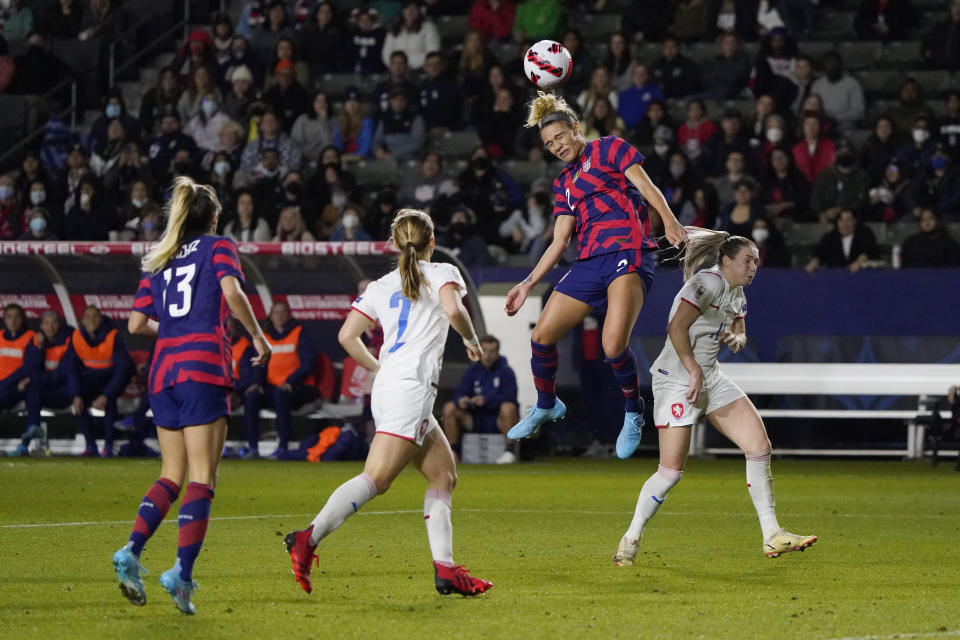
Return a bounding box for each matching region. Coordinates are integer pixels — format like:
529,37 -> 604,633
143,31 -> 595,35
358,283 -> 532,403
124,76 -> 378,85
745,451 -> 780,540
309,473 -> 378,546
423,488 -> 454,566
625,465 -> 682,540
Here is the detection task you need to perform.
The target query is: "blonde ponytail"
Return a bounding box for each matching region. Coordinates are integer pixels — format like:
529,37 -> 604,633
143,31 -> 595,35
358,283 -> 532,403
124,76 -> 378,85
680,227 -> 755,281
390,208 -> 434,302
524,90 -> 579,129
141,176 -> 220,274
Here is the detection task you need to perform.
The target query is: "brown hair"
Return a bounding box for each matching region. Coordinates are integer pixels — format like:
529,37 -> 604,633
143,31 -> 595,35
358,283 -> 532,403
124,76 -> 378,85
390,208 -> 434,302
681,227 -> 755,281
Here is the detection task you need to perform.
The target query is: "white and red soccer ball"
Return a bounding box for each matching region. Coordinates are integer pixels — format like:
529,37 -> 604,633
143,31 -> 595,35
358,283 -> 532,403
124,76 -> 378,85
523,40 -> 573,88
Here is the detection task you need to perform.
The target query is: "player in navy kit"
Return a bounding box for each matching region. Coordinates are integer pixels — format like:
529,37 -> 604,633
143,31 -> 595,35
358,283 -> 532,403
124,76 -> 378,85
112,177 -> 271,614
505,92 -> 687,458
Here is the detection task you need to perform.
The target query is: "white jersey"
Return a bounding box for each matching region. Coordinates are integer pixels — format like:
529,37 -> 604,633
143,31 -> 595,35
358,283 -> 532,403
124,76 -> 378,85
351,261 -> 466,391
650,265 -> 747,385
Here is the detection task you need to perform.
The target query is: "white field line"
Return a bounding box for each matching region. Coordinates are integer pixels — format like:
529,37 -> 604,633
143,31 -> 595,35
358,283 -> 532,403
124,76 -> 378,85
823,630 -> 960,640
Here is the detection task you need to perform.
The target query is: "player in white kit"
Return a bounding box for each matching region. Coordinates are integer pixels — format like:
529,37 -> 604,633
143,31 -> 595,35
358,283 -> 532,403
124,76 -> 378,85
612,229 -> 818,565
283,209 -> 493,597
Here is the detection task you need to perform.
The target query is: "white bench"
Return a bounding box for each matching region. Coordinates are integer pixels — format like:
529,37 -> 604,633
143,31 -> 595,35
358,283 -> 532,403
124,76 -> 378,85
689,363 -> 960,458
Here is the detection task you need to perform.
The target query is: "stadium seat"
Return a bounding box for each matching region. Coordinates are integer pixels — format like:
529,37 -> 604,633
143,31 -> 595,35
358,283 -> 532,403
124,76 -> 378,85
847,129 -> 872,150
427,130 -> 482,159
788,222 -> 833,245
855,70 -> 901,99
353,159 -> 403,187
815,11 -> 856,40
503,160 -> 548,187
442,158 -> 468,178
684,42 -> 716,66
908,70 -> 954,94
436,15 -> 468,41
881,41 -> 922,69
886,224 -> 916,247
799,41 -> 836,63
838,41 -> 884,70
864,221 -> 887,243
579,14 -> 621,38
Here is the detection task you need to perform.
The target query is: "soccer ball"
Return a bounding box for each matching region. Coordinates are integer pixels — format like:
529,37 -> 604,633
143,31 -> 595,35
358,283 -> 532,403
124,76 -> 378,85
523,40 -> 573,88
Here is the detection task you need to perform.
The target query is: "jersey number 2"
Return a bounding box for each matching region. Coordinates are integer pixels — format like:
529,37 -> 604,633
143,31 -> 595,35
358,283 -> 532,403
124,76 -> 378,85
388,291 -> 411,353
162,264 -> 196,318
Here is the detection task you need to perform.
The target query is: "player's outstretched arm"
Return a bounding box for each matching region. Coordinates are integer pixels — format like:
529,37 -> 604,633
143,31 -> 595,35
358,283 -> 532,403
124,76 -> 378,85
667,300 -> 705,404
221,275 -> 272,366
624,164 -> 687,248
338,310 -> 381,373
128,311 -> 159,338
440,284 -> 482,362
505,215 -> 575,316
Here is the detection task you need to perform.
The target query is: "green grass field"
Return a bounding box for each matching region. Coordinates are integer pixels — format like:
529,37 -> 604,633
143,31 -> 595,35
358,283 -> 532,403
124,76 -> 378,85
2,457 -> 959,640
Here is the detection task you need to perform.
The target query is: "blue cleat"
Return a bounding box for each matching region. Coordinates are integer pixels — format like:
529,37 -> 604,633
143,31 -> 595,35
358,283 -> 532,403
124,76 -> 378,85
507,399 -> 566,440
159,566 -> 198,615
113,544 -> 147,606
8,443 -> 29,457
615,408 -> 645,459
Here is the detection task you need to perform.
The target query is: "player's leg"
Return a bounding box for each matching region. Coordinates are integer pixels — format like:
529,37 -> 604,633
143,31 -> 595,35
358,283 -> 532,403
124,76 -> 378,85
102,395 -> 118,457
241,385 -> 262,458
441,401 -> 472,456
707,397 -> 817,557
497,402 -> 519,434
413,420 -> 492,596
509,291 -> 591,439
614,426 -> 688,566
603,272 -> 647,459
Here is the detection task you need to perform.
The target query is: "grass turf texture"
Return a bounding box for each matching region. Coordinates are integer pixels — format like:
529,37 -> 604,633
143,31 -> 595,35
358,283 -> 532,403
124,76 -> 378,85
1,458 -> 958,640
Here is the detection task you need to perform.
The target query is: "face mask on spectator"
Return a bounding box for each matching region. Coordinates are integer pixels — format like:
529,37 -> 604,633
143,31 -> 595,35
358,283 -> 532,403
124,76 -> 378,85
931,157 -> 948,171
202,100 -> 217,117
214,160 -> 231,176
105,104 -> 121,118
0,186 -> 12,200
331,192 -> 347,208
912,128 -> 930,144
80,192 -> 91,206
766,128 -> 783,143
751,227 -> 769,244
30,217 -> 47,233
30,190 -> 46,205
653,143 -> 669,156
143,221 -> 158,231
132,197 -> 147,208
342,212 -> 359,229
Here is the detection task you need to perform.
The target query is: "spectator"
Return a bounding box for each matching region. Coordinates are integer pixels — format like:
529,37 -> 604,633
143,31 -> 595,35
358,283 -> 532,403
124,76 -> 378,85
457,149 -> 523,239
702,33 -> 752,101
705,0 -> 758,41
860,116 -> 900,181
618,63 -> 664,131
223,35 -> 265,90
250,0 -> 294,65
0,305 -> 40,437
266,169 -> 313,226
40,0 -> 83,39
436,204 -> 491,266
578,66 -> 618,116
227,317 -> 262,424
809,51 -> 865,135
15,152 -> 51,205
242,301 -> 317,458
211,13 -> 235,72
798,93 -> 836,139
21,178 -> 62,236
89,120 -> 129,179
139,68 -> 182,136
114,178 -> 154,238
0,173 -> 17,239
178,66 -> 221,124
102,141 -> 152,211
650,34 -> 700,99
623,1 -> 675,44
0,36 -> 13,92
792,112 -> 835,184
365,184 -> 398,240
855,0 -> 916,41
810,140 -> 870,223
398,152 -> 458,212
477,87 -> 522,158
678,183 -> 719,228
561,28 -> 596,95
700,108 -> 750,177
329,203 -> 372,241
660,151 -> 699,215
249,146 -> 285,211
173,29 -> 214,87
455,29 -> 495,99
789,54 -> 815,116
900,208 -> 960,267
348,6 -> 386,75
441,334 -> 518,456
894,114 -> 937,180
204,150 -> 236,205
88,91 -> 142,156
752,27 -> 798,112
716,179 -> 764,237
16,311 -> 72,454
9,32 -> 72,96
745,94 -> 777,149
710,150 -> 757,209
921,0 -> 960,70
146,110 -> 198,184
78,0 -> 120,42
20,207 -> 57,240
905,151 -> 960,220
214,118 -> 246,169
241,111 -> 301,171
471,63 -> 510,126
777,0 -> 816,39
631,99 -> 674,147
513,0 -> 564,41
669,0 -> 709,41
290,91 -> 333,163
643,125 -> 678,185
274,205 -> 315,241
63,175 -> 109,240
469,0 -> 515,42
308,160 -> 360,222
759,147 -> 810,223
419,51 -> 460,130
382,1 -> 440,70
235,0 -> 266,39
60,144 -> 94,208
750,113 -> 791,174
498,190 -> 548,253
603,31 -> 634,92
224,189 -> 272,241
66,305 -> 134,456
186,92 -> 232,153
222,64 -> 258,126
373,51 -> 419,119
136,206 -> 162,241
865,161 -> 910,223
299,1 -> 346,76
938,91 -> 960,162
263,59 -> 311,130
888,78 -> 931,135
582,97 -> 627,141
267,36 -> 310,90
750,217 -> 791,267
678,99 -> 717,163
166,145 -> 198,184
332,86 -> 376,159
806,209 -> 879,271
372,88 -> 426,161
2,0 -> 34,41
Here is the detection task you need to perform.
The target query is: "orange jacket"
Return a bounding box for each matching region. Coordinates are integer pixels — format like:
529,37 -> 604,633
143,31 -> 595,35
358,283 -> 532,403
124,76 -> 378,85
266,325 -> 315,387
231,336 -> 251,380
37,333 -> 71,371
72,327 -> 117,370
0,329 -> 36,381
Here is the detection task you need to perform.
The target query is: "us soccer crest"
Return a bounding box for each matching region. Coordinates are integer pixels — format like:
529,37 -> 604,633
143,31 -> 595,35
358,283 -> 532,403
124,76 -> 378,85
671,403 -> 684,419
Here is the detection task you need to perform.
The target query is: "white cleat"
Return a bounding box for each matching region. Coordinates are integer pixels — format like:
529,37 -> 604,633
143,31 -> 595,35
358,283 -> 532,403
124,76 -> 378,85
612,535 -> 640,567
764,529 -> 818,558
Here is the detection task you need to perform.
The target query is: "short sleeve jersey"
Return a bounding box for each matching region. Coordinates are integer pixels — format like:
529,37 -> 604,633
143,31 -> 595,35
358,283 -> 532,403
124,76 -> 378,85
351,261 -> 466,389
133,234 -> 244,394
552,135 -> 656,260
650,265 -> 747,383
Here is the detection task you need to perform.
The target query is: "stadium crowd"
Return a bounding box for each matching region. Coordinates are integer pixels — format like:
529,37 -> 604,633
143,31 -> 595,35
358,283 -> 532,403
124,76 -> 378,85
1,0 -> 959,271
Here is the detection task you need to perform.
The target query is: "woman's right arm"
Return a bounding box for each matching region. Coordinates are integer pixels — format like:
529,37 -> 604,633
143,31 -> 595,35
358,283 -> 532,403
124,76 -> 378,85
440,284 -> 482,362
666,300 -> 704,403
504,214 -> 575,316
220,275 -> 271,366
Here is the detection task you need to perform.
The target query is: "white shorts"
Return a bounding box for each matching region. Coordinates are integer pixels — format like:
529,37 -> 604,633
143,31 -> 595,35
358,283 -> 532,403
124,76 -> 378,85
652,368 -> 746,429
370,377 -> 439,446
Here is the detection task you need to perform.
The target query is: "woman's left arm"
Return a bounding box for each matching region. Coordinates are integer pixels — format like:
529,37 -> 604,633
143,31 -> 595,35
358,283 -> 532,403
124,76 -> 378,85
720,317 -> 746,353
624,163 -> 687,247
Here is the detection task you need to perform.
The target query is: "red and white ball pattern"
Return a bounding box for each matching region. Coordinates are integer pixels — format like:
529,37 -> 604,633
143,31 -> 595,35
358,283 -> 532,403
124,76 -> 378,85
523,40 -> 573,88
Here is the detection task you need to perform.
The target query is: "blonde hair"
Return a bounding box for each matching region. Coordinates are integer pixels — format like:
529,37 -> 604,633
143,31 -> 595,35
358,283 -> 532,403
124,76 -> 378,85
141,176 -> 221,274
390,208 -> 434,302
524,91 -> 579,129
680,227 -> 755,281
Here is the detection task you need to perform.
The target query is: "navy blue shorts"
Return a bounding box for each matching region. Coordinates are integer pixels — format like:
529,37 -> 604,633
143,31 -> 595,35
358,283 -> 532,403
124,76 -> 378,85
150,381 -> 231,429
554,249 -> 655,310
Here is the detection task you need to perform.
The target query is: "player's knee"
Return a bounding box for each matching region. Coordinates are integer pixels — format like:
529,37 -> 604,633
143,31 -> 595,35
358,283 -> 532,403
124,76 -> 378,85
744,442 -> 772,459
371,475 -> 393,495
442,401 -> 457,418
601,336 -> 629,359
444,469 -> 458,492
530,325 -> 557,346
